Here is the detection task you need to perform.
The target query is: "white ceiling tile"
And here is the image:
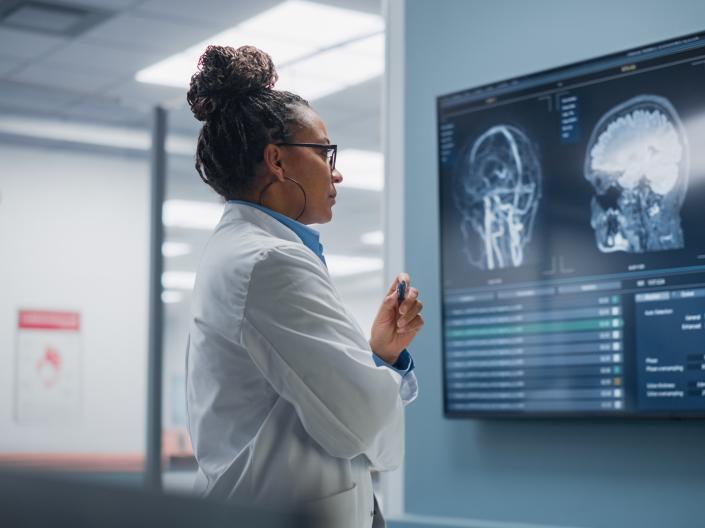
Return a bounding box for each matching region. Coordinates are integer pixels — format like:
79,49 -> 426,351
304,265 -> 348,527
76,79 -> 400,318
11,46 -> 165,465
135,0 -> 279,27
311,0 -> 381,15
39,39 -> 166,75
81,13 -> 223,54
0,80 -> 78,114
0,55 -> 22,76
10,63 -> 123,92
0,27 -> 67,60
51,0 -> 142,9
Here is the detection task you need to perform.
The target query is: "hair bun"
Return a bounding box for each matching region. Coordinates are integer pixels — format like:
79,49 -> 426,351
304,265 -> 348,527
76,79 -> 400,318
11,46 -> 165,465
187,45 -> 279,121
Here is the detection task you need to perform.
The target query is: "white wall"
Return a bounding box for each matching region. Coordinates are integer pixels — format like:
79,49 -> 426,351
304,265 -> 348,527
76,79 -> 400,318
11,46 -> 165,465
0,141 -> 149,454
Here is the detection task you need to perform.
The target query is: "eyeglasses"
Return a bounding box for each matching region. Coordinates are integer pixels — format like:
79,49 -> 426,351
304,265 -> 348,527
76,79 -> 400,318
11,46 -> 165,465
275,142 -> 337,172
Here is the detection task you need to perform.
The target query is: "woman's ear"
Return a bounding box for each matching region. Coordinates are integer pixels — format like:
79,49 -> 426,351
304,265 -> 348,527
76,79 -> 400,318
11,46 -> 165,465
263,144 -> 285,181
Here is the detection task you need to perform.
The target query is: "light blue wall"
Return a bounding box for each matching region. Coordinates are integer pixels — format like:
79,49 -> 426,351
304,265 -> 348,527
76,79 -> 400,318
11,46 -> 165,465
400,1 -> 705,527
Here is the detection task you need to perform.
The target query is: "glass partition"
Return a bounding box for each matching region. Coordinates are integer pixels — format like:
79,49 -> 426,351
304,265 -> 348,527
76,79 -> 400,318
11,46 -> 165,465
0,138 -> 151,477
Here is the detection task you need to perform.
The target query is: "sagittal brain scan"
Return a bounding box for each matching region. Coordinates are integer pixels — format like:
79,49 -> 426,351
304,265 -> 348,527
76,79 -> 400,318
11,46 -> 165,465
452,125 -> 542,270
584,95 -> 690,253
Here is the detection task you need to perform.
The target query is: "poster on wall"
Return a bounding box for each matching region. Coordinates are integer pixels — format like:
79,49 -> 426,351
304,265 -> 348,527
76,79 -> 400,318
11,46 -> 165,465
14,310 -> 82,425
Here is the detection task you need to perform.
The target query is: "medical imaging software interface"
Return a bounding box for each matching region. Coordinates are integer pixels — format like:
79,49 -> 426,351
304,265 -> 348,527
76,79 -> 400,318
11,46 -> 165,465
438,32 -> 705,417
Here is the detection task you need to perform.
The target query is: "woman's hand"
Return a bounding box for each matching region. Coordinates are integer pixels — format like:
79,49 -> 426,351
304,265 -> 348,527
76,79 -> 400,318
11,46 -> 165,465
369,272 -> 424,365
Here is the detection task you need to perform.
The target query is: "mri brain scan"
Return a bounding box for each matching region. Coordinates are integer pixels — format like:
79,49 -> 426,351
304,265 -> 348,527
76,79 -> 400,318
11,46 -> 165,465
584,95 -> 689,253
453,125 -> 542,270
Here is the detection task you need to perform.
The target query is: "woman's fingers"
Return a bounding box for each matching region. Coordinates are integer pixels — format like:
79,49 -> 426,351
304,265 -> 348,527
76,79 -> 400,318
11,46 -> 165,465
398,290 -> 422,327
397,306 -> 422,328
397,314 -> 424,334
398,287 -> 419,315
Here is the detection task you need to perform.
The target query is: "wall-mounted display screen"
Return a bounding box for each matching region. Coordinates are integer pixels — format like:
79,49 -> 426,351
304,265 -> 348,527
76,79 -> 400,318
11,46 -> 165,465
438,31 -> 705,418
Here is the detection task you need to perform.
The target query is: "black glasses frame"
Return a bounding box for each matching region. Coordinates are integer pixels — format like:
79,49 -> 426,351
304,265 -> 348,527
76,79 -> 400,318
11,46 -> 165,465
275,142 -> 337,171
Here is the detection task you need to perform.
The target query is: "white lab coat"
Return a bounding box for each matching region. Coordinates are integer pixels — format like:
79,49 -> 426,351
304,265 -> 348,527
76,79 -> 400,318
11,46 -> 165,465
185,202 -> 418,528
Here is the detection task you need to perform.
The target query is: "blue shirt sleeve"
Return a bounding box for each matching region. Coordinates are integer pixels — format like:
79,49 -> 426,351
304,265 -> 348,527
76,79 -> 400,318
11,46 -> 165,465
373,349 -> 415,377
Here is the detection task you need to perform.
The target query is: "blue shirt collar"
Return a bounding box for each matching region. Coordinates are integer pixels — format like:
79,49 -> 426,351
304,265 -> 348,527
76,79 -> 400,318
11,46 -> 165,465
228,200 -> 326,265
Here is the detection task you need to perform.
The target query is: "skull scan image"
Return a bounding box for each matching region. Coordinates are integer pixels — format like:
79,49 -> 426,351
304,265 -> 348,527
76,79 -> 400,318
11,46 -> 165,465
584,95 -> 689,253
453,125 -> 542,270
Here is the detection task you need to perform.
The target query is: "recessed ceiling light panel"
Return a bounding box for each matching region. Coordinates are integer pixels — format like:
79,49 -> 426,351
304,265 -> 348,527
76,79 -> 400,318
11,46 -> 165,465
0,1 -> 112,37
136,0 -> 384,101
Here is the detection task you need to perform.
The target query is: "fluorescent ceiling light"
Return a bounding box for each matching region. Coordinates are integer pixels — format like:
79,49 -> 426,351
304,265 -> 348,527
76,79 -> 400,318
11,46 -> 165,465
135,0 -> 383,101
361,231 -> 384,246
276,34 -> 384,101
162,271 -> 196,290
163,200 -> 224,230
161,290 -> 184,304
338,149 -> 384,191
239,0 -> 382,46
162,241 -> 192,257
326,255 -> 383,277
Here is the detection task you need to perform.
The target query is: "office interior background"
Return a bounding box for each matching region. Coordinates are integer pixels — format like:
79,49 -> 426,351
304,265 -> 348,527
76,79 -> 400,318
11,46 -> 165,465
1,1 -> 705,527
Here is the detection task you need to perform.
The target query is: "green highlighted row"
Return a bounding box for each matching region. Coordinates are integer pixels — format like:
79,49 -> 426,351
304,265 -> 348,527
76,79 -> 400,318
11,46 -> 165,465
446,318 -> 624,339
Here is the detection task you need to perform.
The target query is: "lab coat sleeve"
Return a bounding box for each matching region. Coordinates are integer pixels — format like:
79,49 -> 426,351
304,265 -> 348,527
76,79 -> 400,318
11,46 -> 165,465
374,351 -> 418,406
241,243 -> 405,469
400,371 -> 418,405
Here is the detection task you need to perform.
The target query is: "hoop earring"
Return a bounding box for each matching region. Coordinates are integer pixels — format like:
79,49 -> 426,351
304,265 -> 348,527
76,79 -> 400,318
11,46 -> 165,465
258,176 -> 307,221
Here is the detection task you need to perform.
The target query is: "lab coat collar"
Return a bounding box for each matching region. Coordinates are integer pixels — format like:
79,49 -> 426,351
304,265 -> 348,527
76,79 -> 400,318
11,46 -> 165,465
220,201 -> 326,264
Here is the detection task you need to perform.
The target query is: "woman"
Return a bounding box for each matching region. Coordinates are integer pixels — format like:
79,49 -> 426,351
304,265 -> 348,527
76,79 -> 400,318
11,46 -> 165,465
185,45 -> 423,528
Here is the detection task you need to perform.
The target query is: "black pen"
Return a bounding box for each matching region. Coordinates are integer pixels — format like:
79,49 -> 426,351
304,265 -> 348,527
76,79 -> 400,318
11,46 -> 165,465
396,281 -> 406,306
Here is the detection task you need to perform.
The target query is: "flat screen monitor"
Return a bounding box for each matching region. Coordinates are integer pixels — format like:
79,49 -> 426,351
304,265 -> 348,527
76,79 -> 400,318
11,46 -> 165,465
437,31 -> 705,418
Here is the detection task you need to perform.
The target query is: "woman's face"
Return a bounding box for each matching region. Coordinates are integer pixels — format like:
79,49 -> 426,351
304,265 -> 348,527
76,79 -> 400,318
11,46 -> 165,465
280,107 -> 343,225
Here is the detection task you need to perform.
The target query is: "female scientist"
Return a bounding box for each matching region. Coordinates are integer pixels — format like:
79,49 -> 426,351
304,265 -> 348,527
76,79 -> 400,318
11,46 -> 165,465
185,45 -> 423,528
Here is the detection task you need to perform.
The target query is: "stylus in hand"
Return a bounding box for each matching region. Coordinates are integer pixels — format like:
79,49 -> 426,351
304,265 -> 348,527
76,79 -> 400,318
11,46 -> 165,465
397,281 -> 406,306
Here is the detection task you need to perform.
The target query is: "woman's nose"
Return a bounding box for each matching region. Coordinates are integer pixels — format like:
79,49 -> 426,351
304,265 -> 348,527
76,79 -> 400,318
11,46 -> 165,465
332,168 -> 343,184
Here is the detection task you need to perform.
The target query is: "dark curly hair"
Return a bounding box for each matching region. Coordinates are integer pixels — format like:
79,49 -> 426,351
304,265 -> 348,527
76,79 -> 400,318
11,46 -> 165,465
187,45 -> 310,199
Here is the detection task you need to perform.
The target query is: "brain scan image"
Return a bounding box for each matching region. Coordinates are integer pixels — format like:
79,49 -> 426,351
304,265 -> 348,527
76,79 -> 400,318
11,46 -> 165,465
584,95 -> 689,253
453,125 -> 542,270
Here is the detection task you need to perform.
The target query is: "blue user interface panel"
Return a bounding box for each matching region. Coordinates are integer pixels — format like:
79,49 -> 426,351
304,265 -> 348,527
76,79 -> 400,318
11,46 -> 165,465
437,31 -> 705,417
